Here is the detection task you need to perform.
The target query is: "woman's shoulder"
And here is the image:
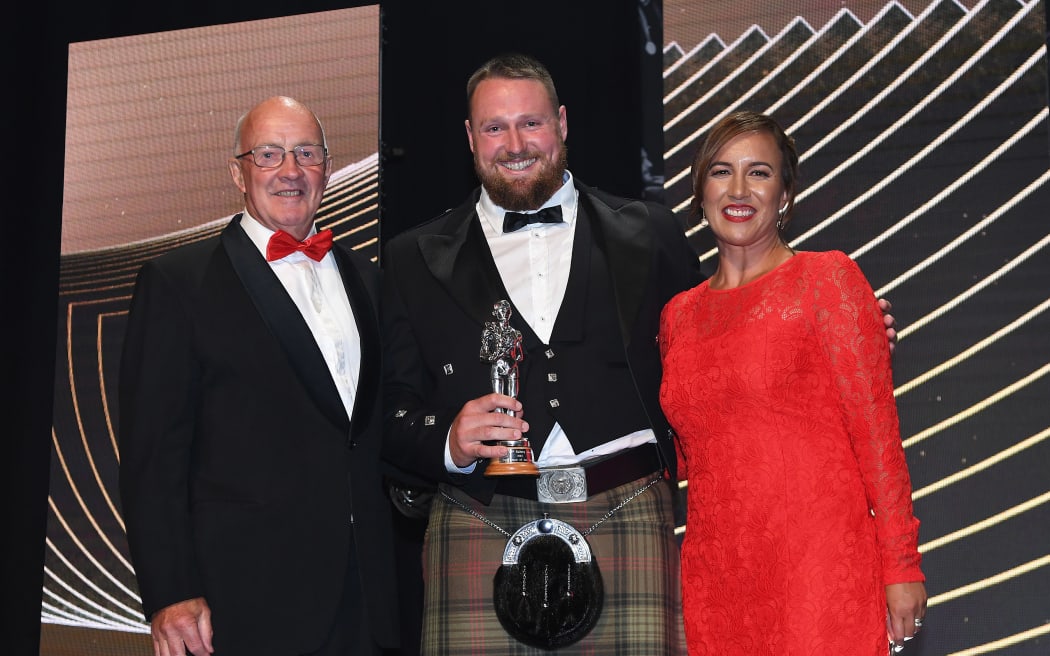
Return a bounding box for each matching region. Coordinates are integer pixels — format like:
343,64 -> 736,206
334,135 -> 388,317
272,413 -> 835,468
661,280 -> 708,323
669,279 -> 709,305
795,250 -> 862,275
797,249 -> 850,264
796,251 -> 875,304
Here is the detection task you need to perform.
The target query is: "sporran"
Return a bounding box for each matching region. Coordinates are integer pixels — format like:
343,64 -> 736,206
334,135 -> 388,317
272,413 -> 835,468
440,476 -> 661,649
493,517 -> 603,649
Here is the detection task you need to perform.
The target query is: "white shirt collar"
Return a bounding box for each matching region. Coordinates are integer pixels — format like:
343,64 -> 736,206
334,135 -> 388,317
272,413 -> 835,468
478,169 -> 577,234
237,210 -> 319,259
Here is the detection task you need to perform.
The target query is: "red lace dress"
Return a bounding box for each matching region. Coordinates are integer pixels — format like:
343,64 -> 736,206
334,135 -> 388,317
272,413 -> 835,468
659,251 -> 923,655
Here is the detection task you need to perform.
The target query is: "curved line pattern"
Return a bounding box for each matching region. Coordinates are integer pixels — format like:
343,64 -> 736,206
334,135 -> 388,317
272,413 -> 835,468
664,2 -> 1049,653
43,3 -> 1050,654
43,158 -> 381,633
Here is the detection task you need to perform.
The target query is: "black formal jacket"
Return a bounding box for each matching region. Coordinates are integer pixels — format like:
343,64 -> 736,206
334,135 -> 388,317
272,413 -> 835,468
381,182 -> 702,503
118,215 -> 399,654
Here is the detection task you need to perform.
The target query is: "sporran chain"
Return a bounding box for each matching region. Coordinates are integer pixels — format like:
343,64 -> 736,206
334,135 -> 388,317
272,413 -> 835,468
439,475 -> 662,538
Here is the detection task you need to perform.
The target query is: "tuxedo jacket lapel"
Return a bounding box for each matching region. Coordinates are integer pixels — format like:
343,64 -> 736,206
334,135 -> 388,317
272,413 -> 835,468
578,186 -> 653,347
331,245 -> 380,441
417,186 -> 656,350
418,202 -> 555,355
221,216 -> 350,433
417,203 -> 513,327
547,205 -> 591,343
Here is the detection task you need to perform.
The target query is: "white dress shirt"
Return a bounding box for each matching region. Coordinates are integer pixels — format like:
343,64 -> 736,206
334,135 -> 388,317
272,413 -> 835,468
239,213 -> 361,419
446,172 -> 656,473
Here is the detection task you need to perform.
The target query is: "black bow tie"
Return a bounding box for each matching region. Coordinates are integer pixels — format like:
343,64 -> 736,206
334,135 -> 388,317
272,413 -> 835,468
502,206 -> 563,233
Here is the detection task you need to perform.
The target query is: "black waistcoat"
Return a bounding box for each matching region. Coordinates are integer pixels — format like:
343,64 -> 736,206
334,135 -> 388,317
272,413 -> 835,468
511,202 -> 652,456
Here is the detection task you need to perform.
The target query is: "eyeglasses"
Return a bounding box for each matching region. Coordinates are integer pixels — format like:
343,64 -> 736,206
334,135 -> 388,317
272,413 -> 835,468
235,144 -> 328,168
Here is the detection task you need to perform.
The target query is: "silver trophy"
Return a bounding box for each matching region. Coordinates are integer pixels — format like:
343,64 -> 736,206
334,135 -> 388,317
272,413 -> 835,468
480,300 -> 538,476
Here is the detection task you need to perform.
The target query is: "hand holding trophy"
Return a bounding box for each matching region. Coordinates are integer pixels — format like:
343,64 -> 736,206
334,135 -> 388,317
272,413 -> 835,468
480,300 -> 539,477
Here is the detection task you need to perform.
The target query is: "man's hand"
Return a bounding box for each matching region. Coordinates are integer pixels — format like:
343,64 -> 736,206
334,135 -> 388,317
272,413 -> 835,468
878,298 -> 898,355
150,597 -> 213,656
448,394 -> 528,468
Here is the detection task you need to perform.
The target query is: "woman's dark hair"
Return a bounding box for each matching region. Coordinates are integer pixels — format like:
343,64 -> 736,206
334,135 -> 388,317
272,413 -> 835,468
690,111 -> 800,229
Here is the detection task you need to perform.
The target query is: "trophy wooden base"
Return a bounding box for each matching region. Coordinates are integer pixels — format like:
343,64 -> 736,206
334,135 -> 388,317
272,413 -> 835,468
485,460 -> 541,477
484,439 -> 540,477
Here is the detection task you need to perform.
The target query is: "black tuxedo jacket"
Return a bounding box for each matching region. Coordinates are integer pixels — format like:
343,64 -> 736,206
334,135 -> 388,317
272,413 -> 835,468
118,215 -> 398,653
381,182 -> 703,503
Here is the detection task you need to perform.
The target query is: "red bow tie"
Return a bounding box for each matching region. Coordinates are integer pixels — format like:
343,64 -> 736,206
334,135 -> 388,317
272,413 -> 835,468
266,229 -> 333,262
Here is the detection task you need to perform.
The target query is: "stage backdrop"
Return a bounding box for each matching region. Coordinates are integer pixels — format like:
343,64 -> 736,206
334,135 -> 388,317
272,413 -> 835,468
44,5 -> 380,653
660,1 -> 1050,654
42,1 -> 1048,655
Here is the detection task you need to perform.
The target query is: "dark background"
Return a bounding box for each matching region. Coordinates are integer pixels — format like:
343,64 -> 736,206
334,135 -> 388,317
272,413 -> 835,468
11,1 -> 651,653
10,1 -> 1050,655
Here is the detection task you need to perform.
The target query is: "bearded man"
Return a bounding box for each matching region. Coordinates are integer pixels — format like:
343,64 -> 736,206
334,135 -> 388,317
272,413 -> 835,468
379,53 -> 700,655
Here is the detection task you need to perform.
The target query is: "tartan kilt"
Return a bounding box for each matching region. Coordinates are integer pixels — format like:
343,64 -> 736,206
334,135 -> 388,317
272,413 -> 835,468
420,474 -> 686,655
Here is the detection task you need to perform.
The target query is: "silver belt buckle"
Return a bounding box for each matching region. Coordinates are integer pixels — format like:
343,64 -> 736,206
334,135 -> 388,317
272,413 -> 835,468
536,466 -> 588,503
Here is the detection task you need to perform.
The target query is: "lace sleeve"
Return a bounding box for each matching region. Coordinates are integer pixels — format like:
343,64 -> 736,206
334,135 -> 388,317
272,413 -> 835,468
812,252 -> 924,584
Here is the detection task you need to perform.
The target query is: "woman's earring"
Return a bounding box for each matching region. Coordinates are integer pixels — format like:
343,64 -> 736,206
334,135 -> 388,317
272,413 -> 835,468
776,205 -> 787,231
699,207 -> 708,228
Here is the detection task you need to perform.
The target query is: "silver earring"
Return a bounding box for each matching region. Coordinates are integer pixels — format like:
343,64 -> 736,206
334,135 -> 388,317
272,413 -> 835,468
699,207 -> 709,228
776,205 -> 787,231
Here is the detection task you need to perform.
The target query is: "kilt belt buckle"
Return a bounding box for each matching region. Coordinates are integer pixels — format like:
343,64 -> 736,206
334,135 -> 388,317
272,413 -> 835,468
536,466 -> 587,503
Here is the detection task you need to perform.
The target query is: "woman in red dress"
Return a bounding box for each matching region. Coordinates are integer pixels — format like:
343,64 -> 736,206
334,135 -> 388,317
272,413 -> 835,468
659,111 -> 926,655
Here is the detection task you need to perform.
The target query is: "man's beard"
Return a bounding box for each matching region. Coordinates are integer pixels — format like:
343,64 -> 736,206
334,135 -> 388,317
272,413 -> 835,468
475,143 -> 569,211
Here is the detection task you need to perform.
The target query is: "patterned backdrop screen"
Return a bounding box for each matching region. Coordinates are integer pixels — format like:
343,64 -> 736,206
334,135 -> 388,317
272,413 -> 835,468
45,6 -> 380,653
658,1 -> 1050,654
45,2 -> 1049,655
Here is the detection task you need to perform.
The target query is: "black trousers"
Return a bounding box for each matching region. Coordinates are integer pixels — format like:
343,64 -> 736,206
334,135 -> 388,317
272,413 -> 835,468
304,531 -> 396,656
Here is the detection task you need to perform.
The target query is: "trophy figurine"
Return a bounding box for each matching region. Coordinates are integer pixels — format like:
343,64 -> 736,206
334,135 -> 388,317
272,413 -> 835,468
480,300 -> 539,477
